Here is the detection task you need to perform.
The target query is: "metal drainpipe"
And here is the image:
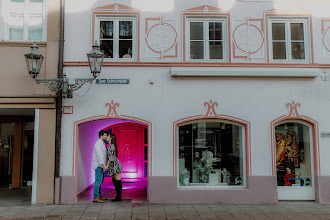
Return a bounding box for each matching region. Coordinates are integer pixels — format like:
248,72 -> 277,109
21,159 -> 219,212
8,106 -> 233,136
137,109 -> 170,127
55,0 -> 64,180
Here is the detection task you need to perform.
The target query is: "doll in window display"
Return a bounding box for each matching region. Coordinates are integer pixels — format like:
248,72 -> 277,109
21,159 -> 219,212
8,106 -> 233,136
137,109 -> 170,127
276,131 -> 300,165
276,131 -> 302,186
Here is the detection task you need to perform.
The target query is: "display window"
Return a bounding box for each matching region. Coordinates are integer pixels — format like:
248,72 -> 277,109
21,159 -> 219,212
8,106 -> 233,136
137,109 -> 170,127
178,120 -> 245,187
275,122 -> 312,187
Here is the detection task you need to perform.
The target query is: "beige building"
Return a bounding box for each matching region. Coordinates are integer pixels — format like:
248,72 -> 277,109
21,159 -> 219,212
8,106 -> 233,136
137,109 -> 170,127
0,0 -> 60,204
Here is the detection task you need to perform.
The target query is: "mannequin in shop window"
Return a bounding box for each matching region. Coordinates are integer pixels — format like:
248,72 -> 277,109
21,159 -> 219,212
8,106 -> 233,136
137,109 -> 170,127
106,134 -> 123,202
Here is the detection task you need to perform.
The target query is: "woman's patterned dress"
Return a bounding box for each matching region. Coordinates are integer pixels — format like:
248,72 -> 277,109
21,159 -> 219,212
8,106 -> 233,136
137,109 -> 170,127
107,144 -> 123,176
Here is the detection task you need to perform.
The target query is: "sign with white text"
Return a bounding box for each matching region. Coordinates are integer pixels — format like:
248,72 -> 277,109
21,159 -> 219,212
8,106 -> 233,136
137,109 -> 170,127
96,79 -> 130,84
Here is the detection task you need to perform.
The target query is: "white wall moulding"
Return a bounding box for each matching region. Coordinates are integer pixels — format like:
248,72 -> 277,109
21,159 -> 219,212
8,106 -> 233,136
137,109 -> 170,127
171,67 -> 320,77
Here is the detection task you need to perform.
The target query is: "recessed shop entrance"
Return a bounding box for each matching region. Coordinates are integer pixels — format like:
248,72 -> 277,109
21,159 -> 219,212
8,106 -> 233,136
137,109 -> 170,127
76,118 -> 149,202
275,121 -> 315,200
0,109 -> 35,206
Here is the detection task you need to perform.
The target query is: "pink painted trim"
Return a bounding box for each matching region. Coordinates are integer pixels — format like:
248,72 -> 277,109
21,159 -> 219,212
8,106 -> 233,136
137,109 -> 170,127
92,3 -> 140,12
72,100 -> 152,202
184,5 -> 230,13
145,17 -> 178,59
64,61 -> 330,68
172,100 -> 252,178
233,18 -> 264,60
322,19 -> 330,52
270,101 -> 320,177
91,9 -> 140,62
265,14 -> 314,64
182,11 -> 231,63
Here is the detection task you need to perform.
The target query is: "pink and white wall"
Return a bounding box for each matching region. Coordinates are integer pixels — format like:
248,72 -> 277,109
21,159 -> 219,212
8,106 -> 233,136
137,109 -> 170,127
57,0 -> 330,204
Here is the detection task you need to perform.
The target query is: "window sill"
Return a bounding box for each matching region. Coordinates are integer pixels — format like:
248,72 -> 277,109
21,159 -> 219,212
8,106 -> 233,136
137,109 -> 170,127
171,67 -> 319,77
0,41 -> 47,47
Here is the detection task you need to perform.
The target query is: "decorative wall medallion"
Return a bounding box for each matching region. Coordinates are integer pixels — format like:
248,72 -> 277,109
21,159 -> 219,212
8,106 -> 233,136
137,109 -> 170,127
233,18 -> 264,60
322,19 -> 330,58
203,100 -> 220,118
105,100 -> 120,117
145,17 -> 177,59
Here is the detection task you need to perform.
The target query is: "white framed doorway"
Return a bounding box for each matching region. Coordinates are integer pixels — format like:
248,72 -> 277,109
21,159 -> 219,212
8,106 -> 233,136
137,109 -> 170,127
275,121 -> 315,201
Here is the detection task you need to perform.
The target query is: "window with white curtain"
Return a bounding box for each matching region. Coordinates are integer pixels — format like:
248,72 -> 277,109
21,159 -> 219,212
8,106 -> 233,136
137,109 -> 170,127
3,0 -> 46,41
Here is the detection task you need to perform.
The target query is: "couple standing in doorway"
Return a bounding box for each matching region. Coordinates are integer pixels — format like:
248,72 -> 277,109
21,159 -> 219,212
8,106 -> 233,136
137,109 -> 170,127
92,130 -> 123,203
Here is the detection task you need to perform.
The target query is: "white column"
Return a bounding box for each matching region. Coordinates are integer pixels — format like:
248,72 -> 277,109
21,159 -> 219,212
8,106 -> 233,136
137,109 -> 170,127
31,109 -> 39,204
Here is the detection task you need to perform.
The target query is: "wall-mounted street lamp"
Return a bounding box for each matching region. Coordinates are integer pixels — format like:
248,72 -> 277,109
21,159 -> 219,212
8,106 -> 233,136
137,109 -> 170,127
24,42 -> 104,98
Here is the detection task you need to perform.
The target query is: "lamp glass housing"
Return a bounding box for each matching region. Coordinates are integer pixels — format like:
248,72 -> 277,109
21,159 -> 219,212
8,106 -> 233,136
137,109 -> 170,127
24,42 -> 44,78
87,42 -> 104,78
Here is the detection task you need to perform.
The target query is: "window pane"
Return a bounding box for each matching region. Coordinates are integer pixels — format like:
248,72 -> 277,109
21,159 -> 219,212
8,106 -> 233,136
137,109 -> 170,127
190,41 -> 204,59
119,40 -> 133,58
179,122 -> 244,186
291,23 -> 304,41
209,41 -> 223,59
10,0 -> 24,14
273,42 -> 286,59
8,15 -> 24,26
291,42 -> 305,60
209,22 -> 222,40
275,123 -> 312,187
29,0 -> 43,14
100,40 -> 113,58
119,21 -> 132,39
144,128 -> 148,144
190,22 -> 203,40
9,28 -> 23,40
29,15 -> 43,27
100,21 -> 113,39
28,28 -> 42,41
272,23 -> 285,40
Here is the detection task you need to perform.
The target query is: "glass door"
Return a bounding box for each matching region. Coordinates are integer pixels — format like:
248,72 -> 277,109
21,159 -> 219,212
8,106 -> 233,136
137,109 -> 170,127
275,122 -> 314,200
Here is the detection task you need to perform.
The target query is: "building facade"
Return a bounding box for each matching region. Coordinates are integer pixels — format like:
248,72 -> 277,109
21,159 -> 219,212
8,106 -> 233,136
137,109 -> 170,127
58,0 -> 330,203
0,0 -> 60,204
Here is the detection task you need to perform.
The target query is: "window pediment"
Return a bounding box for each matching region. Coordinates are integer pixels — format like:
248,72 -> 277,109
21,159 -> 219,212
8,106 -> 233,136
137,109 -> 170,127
92,3 -> 140,13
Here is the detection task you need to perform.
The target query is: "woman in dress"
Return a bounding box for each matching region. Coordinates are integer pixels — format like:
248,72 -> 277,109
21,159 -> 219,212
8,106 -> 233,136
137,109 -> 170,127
106,134 -> 123,201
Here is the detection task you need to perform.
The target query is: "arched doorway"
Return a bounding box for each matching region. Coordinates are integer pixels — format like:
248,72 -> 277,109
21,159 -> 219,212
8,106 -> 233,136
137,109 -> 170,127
74,118 -> 150,202
274,121 -> 315,200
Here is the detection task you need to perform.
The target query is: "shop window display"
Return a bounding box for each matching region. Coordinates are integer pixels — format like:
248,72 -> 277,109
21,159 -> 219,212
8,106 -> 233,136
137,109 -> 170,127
178,121 -> 244,186
275,123 -> 312,187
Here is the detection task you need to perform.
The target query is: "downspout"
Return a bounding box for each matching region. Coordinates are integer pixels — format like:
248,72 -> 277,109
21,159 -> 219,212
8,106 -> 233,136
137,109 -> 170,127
55,0 -> 64,203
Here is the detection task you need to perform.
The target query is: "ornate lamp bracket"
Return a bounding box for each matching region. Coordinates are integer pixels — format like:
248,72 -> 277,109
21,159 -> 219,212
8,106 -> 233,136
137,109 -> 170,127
35,74 -> 94,98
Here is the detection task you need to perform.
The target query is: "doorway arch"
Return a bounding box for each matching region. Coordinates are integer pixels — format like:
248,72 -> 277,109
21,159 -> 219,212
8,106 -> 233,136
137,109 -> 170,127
72,115 -> 152,202
270,101 -> 320,201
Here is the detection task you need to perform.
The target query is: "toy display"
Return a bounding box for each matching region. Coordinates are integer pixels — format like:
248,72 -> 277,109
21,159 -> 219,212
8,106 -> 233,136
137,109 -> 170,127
275,123 -> 311,187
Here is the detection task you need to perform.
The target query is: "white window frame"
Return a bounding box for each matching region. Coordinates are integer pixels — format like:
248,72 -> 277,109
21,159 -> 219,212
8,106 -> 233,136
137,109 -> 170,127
95,16 -> 137,62
1,0 -> 47,42
268,17 -> 310,63
185,17 -> 228,62
177,119 -> 246,189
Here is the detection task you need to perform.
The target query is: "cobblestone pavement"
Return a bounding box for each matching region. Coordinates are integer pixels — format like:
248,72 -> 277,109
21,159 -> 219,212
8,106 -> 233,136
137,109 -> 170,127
0,201 -> 330,220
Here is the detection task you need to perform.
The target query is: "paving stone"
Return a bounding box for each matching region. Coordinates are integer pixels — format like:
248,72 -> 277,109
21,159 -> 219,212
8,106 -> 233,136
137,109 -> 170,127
98,214 -> 115,219
199,214 -> 219,220
131,214 -> 148,220
114,216 -> 132,220
149,211 -> 165,217
183,216 -> 201,220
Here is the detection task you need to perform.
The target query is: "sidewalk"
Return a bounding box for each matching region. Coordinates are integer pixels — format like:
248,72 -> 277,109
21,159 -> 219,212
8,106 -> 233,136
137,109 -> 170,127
1,201 -> 330,220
